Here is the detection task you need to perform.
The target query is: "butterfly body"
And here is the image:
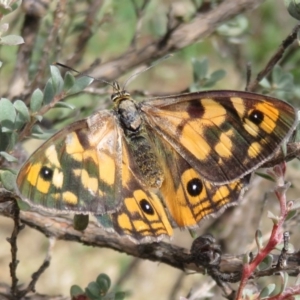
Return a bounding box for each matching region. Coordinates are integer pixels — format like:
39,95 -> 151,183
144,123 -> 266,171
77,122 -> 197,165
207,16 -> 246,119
17,84 -> 298,243
115,92 -> 164,189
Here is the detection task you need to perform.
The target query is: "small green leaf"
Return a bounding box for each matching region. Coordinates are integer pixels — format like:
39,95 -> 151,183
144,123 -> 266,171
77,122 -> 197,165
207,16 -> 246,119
1,124 -> 14,132
0,151 -> 17,162
286,209 -> 297,221
259,77 -> 271,89
0,131 -> 10,151
73,214 -> 89,231
258,254 -> 273,271
34,115 -> 43,122
217,15 -> 248,37
0,0 -> 21,15
63,72 -> 76,91
267,210 -> 280,224
289,198 -> 300,211
188,228 -> 197,238
7,132 -> 18,152
70,285 -> 84,297
96,273 -> 111,294
0,170 -> 16,191
278,271 -> 289,294
54,102 -> 75,109
86,281 -> 101,298
259,283 -> 275,298
14,114 -> 26,131
272,65 -> 283,85
277,73 -> 294,91
255,171 -> 275,182
11,1 -> 22,11
0,5 -> 12,15
192,57 -> 208,81
50,65 -> 64,94
255,229 -> 263,250
17,198 -> 31,211
206,69 -> 226,85
31,133 -> 53,139
284,0 -> 300,21
32,124 -> 44,134
14,100 -> 30,122
97,214 -> 113,229
0,35 -> 24,45
31,125 -> 53,139
242,252 -> 251,264
43,79 -> 55,104
114,291 -> 127,300
68,76 -> 94,95
0,98 -> 16,123
30,89 -> 43,112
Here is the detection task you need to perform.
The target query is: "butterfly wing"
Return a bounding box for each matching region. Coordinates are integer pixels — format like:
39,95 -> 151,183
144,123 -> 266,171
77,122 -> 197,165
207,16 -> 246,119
153,136 -> 250,227
141,90 -> 297,184
17,110 -> 124,214
96,137 -> 173,243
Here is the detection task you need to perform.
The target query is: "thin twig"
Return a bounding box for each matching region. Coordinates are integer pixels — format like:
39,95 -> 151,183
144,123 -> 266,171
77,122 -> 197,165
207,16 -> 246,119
65,0 -> 106,67
8,199 -> 23,298
90,0 -> 264,81
17,238 -> 54,298
130,0 -> 149,47
246,23 -> 300,92
1,190 -> 300,283
5,0 -> 50,100
28,0 -> 67,102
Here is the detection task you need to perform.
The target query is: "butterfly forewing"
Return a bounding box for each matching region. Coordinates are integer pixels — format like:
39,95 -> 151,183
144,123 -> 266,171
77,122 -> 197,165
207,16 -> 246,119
141,90 -> 297,184
17,111 -> 124,214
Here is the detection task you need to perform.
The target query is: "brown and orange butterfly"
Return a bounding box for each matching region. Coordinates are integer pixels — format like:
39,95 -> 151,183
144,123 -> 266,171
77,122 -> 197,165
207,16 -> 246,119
16,83 -> 298,243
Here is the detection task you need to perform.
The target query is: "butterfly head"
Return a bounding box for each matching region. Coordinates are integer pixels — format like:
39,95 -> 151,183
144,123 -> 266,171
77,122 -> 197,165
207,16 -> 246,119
111,81 -> 131,105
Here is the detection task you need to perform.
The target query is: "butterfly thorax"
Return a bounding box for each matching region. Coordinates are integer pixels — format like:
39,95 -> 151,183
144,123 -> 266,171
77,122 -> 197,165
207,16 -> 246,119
115,96 -> 164,189
117,98 -> 142,131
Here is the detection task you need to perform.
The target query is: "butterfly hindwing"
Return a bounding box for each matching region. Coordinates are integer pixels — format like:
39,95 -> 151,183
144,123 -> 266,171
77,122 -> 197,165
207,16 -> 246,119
97,138 -> 172,242
150,135 -> 250,228
141,90 -> 297,184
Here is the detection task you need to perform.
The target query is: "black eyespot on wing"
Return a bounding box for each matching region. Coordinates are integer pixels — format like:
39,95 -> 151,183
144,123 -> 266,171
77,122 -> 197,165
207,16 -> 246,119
248,109 -> 264,125
187,178 -> 203,197
40,166 -> 53,181
140,199 -> 155,215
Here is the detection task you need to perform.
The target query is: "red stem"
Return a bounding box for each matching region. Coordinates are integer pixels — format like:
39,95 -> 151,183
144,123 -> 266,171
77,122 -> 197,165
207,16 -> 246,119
235,163 -> 288,299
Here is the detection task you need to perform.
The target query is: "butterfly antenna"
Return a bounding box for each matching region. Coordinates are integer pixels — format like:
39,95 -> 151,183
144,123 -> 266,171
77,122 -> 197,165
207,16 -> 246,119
123,54 -> 173,91
54,62 -> 114,88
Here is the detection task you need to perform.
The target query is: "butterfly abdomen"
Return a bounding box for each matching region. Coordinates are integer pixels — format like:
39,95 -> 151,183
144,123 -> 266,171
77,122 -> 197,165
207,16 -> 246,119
126,133 -> 164,189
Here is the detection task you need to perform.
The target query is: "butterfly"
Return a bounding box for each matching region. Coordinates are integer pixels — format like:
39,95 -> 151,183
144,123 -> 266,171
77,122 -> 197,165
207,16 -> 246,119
16,82 -> 298,243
